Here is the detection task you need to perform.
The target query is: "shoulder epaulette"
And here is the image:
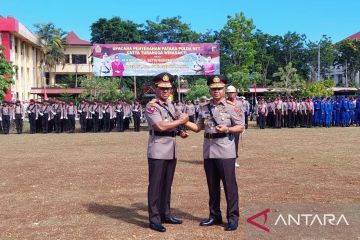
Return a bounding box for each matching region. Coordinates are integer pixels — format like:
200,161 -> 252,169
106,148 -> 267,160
226,100 -> 235,106
149,98 -> 158,106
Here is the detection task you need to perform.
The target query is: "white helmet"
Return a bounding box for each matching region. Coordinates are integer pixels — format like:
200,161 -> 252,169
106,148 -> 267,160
226,85 -> 237,93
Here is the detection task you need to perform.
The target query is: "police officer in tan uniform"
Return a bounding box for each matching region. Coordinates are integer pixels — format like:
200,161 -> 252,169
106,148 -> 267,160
185,75 -> 245,231
145,72 -> 189,233
226,85 -> 243,168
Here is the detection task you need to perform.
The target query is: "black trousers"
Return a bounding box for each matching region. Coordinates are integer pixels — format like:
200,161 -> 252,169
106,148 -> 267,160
42,113 -> 49,133
234,133 -> 240,158
15,114 -> 23,134
133,112 -> 141,131
275,110 -> 282,128
148,158 -> 177,224
288,110 -> 294,128
244,112 -> 248,129
306,110 -> 313,127
2,115 -> 10,134
204,158 -> 239,225
80,113 -> 87,132
116,112 -> 124,132
68,115 -> 75,133
93,115 -> 99,132
104,113 -> 111,132
29,113 -> 36,134
54,115 -> 61,133
258,113 -> 266,129
267,112 -> 274,128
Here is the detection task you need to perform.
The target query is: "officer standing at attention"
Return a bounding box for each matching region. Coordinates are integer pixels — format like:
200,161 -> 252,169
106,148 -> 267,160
185,75 -> 245,231
145,72 -> 189,233
225,85 -> 243,168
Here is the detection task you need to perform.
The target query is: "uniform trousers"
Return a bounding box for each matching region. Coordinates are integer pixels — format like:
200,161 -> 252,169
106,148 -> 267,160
148,158 -> 177,224
15,114 -> 23,134
258,112 -> 266,129
275,110 -> 282,128
204,158 -> 239,225
80,113 -> 87,132
29,113 -> 37,134
132,111 -> 141,132
54,114 -> 61,133
68,114 -> 75,133
42,113 -> 49,133
2,115 -> 10,134
116,112 -> 124,132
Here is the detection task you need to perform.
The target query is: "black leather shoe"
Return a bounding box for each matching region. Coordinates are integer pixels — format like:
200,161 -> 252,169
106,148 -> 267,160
199,217 -> 223,226
149,223 -> 166,232
162,216 -> 183,224
224,222 -> 238,231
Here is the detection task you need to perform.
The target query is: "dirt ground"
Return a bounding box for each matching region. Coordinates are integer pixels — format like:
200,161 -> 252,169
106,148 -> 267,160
0,125 -> 359,240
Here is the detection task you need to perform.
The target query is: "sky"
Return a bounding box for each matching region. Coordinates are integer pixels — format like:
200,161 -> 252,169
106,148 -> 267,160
1,0 -> 360,43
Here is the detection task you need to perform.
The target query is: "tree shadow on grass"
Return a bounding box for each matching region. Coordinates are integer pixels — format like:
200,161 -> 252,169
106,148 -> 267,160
84,202 -> 203,228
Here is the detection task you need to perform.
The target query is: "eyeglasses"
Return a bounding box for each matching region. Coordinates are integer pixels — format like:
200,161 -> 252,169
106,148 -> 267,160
210,88 -> 224,91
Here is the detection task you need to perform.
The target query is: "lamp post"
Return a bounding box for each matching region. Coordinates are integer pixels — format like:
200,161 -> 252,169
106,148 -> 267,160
338,52 -> 348,87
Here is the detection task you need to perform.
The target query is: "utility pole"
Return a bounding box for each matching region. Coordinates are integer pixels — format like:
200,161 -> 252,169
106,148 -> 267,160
134,76 -> 137,99
317,43 -> 321,81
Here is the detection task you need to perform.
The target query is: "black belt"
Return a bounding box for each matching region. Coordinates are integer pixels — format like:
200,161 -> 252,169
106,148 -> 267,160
149,130 -> 176,137
204,133 -> 228,139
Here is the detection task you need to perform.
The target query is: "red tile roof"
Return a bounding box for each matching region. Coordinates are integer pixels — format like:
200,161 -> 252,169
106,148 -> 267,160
345,32 -> 360,41
65,31 -> 91,46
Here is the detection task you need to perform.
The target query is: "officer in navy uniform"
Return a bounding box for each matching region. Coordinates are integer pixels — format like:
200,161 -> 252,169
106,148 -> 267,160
185,75 -> 245,231
145,72 -> 189,233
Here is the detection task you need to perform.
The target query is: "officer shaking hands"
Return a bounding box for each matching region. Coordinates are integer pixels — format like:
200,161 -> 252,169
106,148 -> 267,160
145,72 -> 189,233
185,75 -> 245,231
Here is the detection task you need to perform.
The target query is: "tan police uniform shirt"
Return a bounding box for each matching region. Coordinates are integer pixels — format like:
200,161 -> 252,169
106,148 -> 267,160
197,99 -> 245,159
145,98 -> 177,160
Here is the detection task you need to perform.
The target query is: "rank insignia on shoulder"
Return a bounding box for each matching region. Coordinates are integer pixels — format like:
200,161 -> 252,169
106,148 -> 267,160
149,99 -> 158,106
226,100 -> 235,105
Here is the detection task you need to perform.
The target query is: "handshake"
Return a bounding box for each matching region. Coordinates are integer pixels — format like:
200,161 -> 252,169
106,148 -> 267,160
177,113 -> 190,138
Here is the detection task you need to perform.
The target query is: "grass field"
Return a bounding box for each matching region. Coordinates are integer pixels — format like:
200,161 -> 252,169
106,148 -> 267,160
0,125 -> 359,239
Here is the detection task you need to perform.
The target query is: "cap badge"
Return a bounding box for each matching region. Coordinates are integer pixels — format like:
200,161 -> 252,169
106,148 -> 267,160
213,76 -> 220,83
163,74 -> 170,82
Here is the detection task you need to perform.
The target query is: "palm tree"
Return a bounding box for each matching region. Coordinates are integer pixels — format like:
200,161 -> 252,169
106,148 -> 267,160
34,23 -> 67,87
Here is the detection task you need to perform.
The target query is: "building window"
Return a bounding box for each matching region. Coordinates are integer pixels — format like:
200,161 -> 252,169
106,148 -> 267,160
72,54 -> 87,64
65,54 -> 70,64
15,68 -> 19,80
15,41 -> 18,53
337,75 -> 343,86
21,42 -> 24,55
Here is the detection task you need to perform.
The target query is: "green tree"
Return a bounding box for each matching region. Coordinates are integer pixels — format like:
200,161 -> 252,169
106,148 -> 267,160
79,76 -> 135,102
253,30 -> 278,86
301,80 -> 335,97
219,12 -> 257,74
144,16 -> 200,43
0,45 -> 15,99
278,32 -> 309,80
185,78 -> 210,101
90,17 -> 144,44
307,36 -> 336,81
34,23 -> 67,86
272,62 -> 305,94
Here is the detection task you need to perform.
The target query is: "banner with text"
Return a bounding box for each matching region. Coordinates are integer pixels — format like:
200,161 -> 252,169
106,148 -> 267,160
92,43 -> 220,77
